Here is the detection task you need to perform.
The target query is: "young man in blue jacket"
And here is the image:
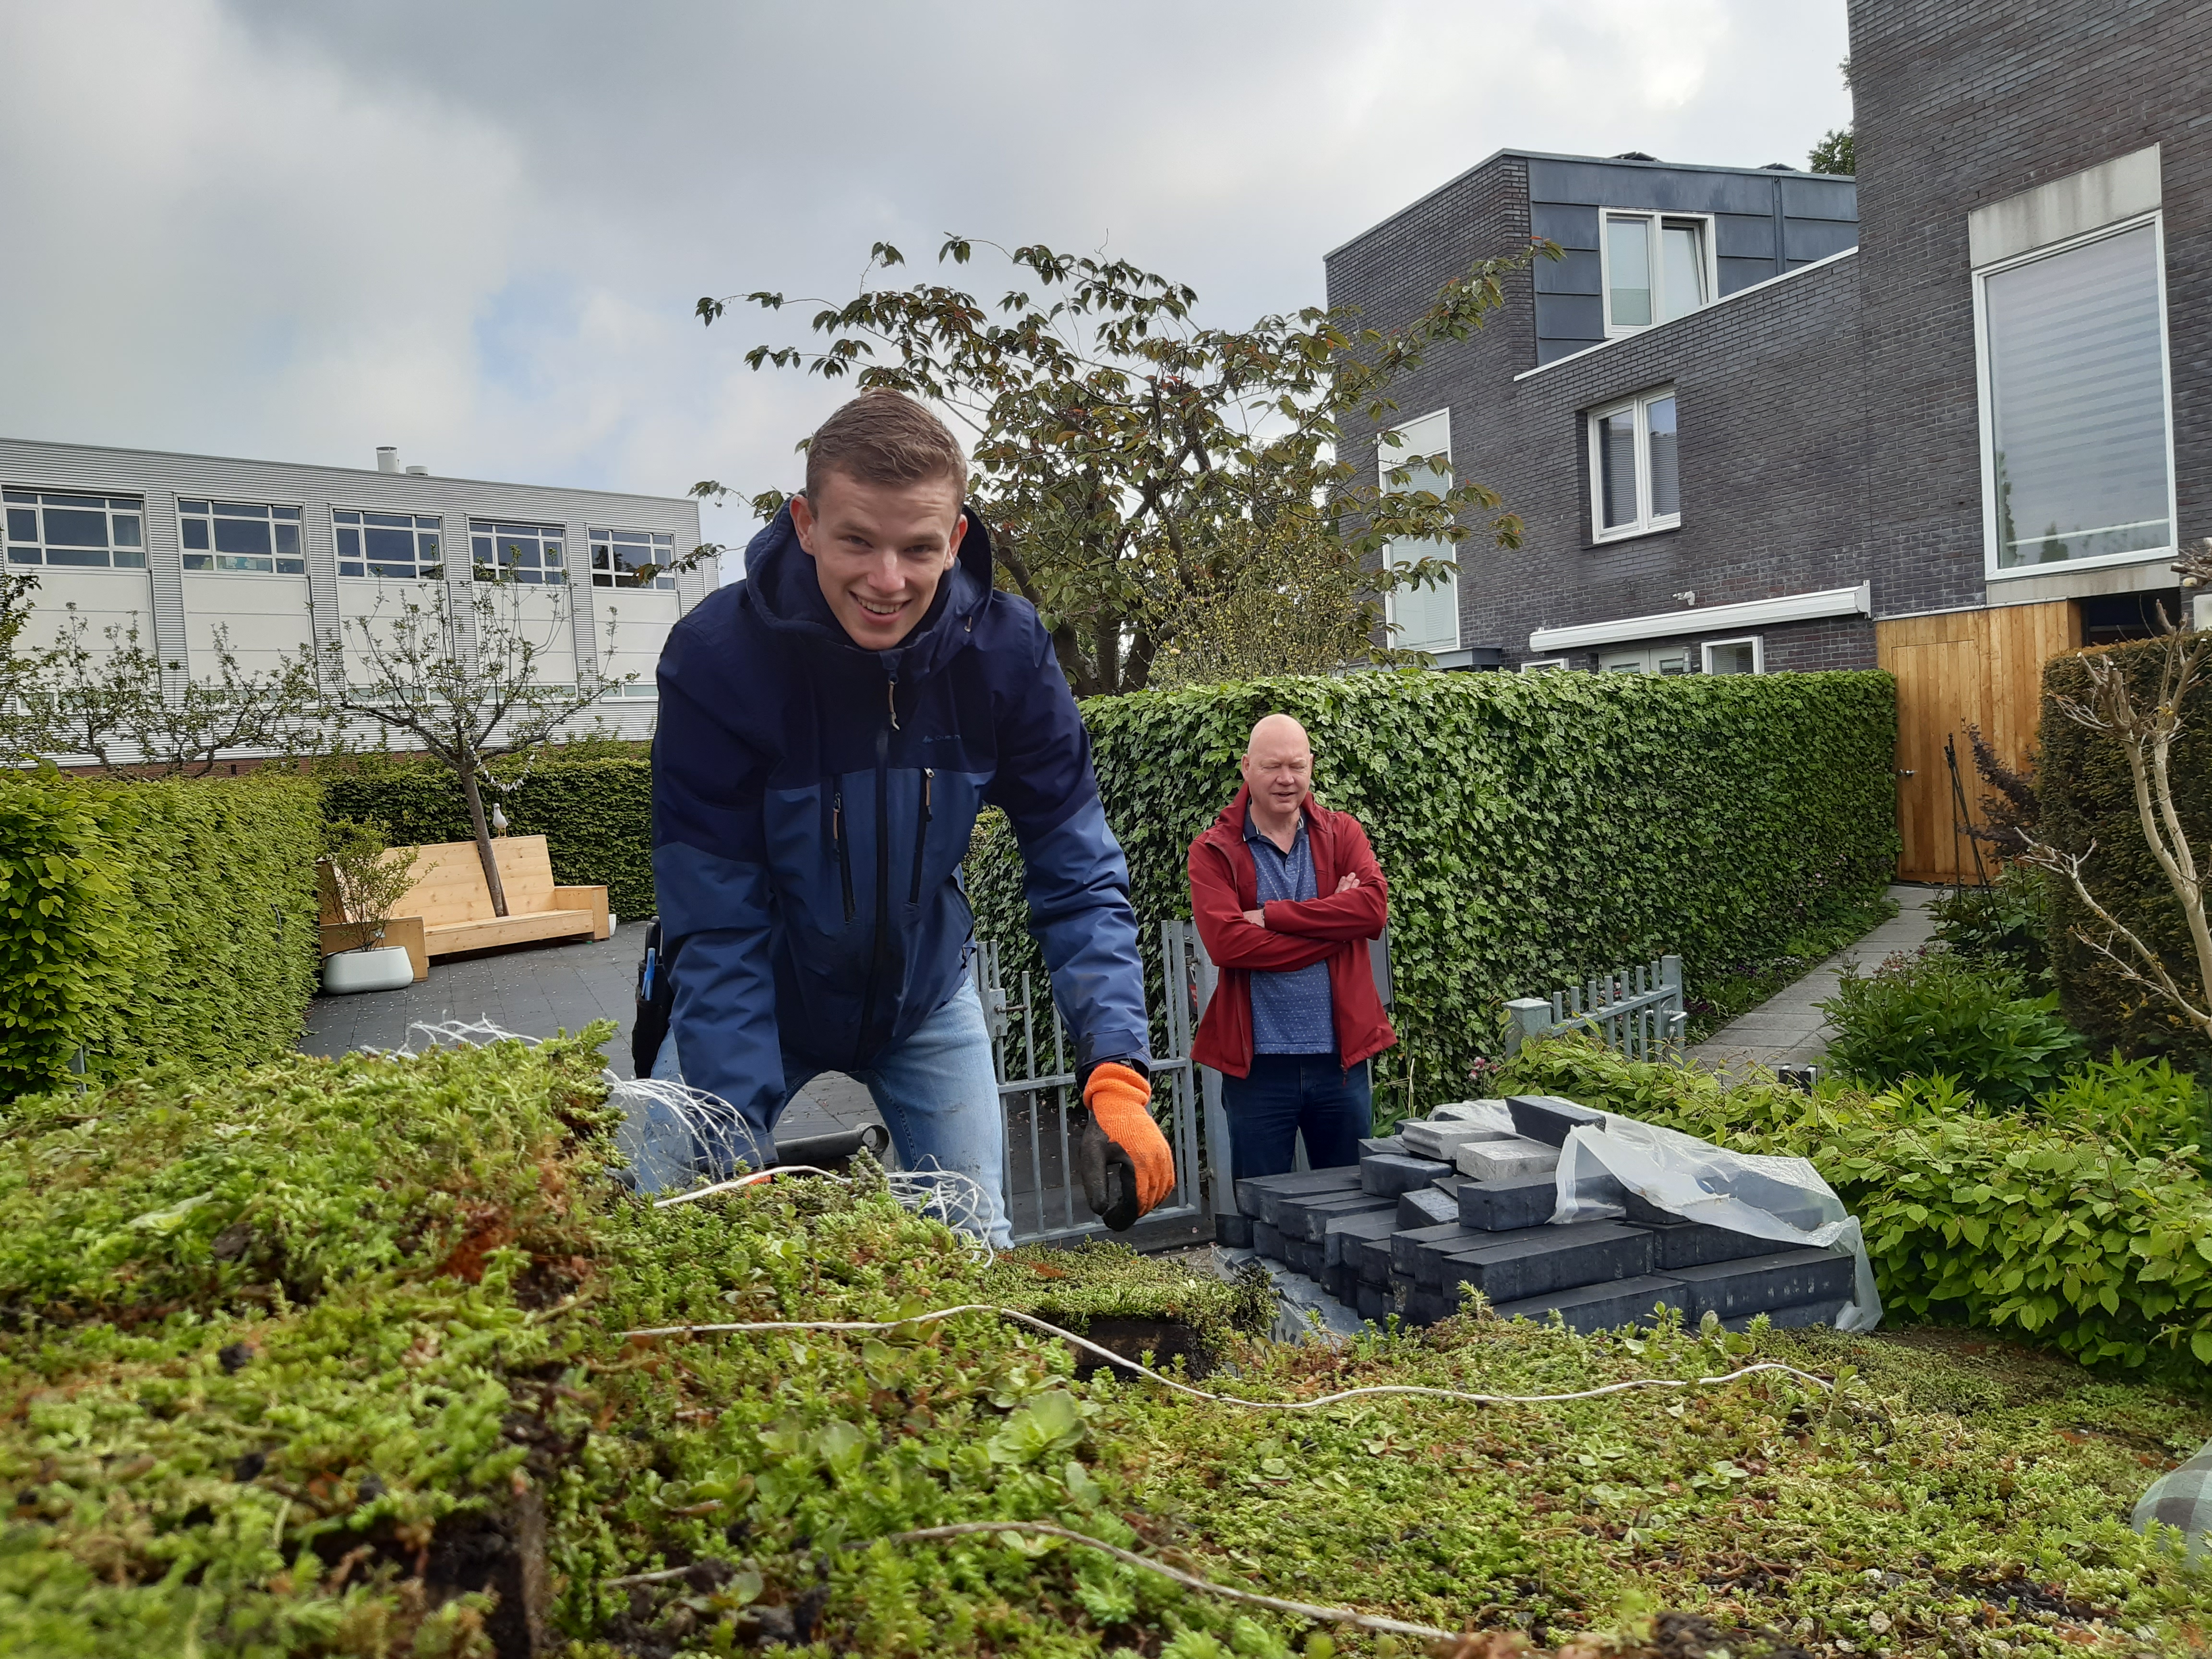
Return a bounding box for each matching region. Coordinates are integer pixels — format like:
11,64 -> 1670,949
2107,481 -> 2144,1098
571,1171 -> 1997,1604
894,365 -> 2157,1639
648,390 -> 1174,1247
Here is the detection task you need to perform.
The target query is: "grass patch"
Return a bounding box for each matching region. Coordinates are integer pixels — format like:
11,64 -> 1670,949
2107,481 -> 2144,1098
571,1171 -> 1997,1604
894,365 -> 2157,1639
5,1032 -> 2210,1656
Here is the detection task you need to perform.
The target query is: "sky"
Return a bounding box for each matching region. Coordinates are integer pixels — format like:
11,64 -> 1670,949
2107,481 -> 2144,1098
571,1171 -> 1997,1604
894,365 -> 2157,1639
0,1 -> 1851,568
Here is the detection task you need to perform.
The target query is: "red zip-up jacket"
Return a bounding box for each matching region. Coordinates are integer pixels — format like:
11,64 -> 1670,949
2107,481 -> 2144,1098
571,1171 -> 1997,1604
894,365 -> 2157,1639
1188,786 -> 1396,1079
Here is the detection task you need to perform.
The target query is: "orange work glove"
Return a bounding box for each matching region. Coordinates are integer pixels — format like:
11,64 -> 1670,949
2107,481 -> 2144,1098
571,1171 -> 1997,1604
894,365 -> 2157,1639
1077,1061 -> 1175,1231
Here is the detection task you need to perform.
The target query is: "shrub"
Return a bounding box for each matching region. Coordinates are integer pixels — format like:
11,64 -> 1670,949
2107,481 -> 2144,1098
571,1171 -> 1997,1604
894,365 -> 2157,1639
0,771 -> 321,1099
2039,638 -> 2212,1071
968,668 -> 1896,1106
1818,947 -> 2087,1107
319,752 -> 655,919
1929,863 -> 2051,981
2036,1053 -> 2211,1159
1501,1033 -> 2212,1375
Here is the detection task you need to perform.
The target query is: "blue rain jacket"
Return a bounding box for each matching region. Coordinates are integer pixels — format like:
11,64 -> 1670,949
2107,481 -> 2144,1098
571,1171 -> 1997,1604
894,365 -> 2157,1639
651,502 -> 1150,1152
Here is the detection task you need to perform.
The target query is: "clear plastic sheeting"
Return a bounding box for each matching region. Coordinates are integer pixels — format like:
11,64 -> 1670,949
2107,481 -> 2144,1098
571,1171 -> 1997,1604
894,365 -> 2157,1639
1431,1099 -> 1519,1135
1551,1112 -> 1882,1332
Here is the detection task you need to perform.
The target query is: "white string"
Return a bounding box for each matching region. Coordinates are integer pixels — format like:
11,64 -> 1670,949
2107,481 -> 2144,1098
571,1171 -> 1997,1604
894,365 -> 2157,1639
381,1020 -> 994,1251
619,1302 -> 1838,1412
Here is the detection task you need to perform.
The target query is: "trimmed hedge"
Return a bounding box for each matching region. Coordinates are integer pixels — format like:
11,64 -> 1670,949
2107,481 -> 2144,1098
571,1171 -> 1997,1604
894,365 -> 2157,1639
319,755 -> 656,920
1503,1034 -> 2212,1378
0,771 -> 321,1098
2040,638 -> 2212,1072
969,669 -> 1897,1104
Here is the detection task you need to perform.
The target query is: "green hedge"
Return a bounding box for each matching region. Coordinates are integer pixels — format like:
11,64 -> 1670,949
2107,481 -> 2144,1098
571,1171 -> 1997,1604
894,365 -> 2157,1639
0,772 -> 322,1099
319,756 -> 655,920
968,670 -> 1898,1105
1503,1034 -> 2212,1378
2040,638 -> 2212,1072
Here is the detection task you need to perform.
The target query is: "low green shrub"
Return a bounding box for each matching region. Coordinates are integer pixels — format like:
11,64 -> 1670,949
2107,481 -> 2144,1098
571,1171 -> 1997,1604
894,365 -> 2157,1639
1818,947 -> 2087,1107
318,752 -> 655,918
1929,864 -> 2052,981
2036,1053 -> 2212,1159
0,771 -> 321,1099
1502,1034 -> 2212,1375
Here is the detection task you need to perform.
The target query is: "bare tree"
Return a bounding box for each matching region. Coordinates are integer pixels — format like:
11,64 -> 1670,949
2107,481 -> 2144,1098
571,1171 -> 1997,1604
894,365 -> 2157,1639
323,577 -> 629,916
2020,542 -> 2212,1042
9,604 -> 318,775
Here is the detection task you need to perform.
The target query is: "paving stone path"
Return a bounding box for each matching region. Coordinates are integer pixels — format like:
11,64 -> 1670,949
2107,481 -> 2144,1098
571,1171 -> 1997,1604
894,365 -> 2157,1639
300,921 -> 880,1143
1681,884 -> 1944,1076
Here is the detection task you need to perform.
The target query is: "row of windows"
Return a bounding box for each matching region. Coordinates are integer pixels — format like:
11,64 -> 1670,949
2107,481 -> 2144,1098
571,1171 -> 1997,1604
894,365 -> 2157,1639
1523,639 -> 1761,675
3,495 -> 683,589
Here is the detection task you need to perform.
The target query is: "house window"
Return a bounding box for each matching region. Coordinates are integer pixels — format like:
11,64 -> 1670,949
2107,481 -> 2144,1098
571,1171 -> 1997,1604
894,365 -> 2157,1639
1602,212 -> 1712,334
1518,658 -> 1568,673
335,509 -> 443,579
3,490 -> 144,568
1978,216 -> 2174,573
1599,646 -> 1693,675
1377,409 -> 1458,654
180,500 -> 304,574
590,528 -> 676,589
472,520 -> 566,585
598,680 -> 660,699
1703,637 -> 1762,674
1587,388 -> 1680,541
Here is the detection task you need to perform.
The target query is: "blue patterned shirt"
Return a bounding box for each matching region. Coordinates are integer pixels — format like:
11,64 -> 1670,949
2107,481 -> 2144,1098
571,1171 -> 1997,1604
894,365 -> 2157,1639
1244,807 -> 1335,1055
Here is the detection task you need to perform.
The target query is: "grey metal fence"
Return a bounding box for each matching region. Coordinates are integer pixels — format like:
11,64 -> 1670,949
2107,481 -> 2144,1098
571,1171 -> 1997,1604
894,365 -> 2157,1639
1504,954 -> 1685,1062
976,921 -> 1208,1246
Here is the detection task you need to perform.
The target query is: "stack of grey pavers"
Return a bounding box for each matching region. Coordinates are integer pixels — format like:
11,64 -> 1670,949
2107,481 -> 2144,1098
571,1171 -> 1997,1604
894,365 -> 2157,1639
1222,1095 -> 1856,1334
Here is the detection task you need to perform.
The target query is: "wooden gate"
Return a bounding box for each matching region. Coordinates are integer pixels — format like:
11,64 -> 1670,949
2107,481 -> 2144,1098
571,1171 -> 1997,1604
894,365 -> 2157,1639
1875,600 -> 2079,884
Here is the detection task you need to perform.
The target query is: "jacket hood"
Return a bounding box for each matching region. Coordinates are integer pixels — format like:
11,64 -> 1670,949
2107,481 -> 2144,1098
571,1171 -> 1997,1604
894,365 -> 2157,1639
739,499 -> 997,684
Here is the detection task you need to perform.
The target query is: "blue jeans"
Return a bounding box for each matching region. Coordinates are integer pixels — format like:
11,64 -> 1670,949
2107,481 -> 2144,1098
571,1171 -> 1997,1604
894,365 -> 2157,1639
1222,1052 -> 1372,1183
637,972 -> 1012,1248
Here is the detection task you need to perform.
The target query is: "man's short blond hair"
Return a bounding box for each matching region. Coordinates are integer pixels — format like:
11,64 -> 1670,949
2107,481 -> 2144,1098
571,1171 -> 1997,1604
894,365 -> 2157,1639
804,389 -> 969,503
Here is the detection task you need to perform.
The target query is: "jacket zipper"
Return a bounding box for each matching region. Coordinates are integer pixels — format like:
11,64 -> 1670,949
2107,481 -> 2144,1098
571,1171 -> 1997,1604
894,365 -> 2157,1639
909,767 -> 934,903
833,789 -> 855,923
854,674 -> 896,1067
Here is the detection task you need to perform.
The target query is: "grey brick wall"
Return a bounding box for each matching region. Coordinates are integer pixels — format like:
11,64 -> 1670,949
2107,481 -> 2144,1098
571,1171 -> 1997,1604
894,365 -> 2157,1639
1851,0 -> 2212,616
1327,156 -> 1872,673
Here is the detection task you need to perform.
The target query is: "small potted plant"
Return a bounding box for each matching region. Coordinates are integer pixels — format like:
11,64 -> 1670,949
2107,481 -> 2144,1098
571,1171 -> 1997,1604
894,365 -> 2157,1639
319,819 -> 422,995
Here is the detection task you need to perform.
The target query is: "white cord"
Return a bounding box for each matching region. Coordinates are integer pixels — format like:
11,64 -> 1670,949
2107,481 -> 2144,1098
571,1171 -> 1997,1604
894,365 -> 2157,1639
619,1302 -> 1836,1411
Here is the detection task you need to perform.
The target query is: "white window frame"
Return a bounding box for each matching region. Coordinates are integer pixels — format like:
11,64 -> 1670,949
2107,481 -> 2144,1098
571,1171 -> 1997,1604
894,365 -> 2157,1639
1701,636 -> 1764,675
3,488 -> 147,571
1598,210 -> 1718,337
590,527 -> 677,591
178,498 -> 307,577
334,507 -> 445,581
471,518 -> 569,587
1518,658 -> 1568,673
1377,408 -> 1459,654
1587,386 -> 1681,542
1974,210 -> 2178,583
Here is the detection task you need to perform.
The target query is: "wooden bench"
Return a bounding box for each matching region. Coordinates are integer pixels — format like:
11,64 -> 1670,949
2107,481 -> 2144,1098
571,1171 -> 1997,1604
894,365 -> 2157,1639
318,835 -> 609,974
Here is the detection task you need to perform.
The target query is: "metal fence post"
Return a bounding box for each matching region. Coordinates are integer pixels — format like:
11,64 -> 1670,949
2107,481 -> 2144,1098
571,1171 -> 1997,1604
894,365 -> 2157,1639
1503,998 -> 1554,1058
1188,923 -> 1237,1224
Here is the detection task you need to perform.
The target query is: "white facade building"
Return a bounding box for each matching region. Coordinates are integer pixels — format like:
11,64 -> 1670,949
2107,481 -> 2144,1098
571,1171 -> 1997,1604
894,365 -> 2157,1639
2,436 -> 713,743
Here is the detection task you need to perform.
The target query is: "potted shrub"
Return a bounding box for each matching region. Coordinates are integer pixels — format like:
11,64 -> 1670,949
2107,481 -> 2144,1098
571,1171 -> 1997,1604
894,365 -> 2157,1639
320,819 -> 422,995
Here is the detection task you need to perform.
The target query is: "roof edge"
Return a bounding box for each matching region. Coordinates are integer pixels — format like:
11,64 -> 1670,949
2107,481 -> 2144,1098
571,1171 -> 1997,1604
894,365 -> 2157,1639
0,433 -> 697,508
1325,147 -> 1856,264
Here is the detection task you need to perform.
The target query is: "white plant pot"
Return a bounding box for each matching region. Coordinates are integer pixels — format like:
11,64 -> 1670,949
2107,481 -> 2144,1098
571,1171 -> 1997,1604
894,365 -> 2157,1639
323,944 -> 414,995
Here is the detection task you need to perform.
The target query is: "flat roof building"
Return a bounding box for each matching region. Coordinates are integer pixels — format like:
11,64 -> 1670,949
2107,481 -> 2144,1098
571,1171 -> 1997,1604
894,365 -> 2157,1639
3,437 -> 711,745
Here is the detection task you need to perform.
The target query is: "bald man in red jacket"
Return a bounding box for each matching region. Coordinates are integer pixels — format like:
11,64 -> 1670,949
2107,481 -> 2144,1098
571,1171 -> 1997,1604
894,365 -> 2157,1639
1188,714 -> 1396,1181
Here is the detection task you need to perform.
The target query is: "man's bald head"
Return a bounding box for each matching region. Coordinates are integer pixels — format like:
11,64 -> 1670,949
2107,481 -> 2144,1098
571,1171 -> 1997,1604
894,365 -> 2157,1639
1241,713 -> 1314,827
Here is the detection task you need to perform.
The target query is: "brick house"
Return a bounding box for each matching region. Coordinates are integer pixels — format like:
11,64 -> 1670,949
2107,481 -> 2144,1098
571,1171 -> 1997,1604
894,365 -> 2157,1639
1326,0 -> 2212,880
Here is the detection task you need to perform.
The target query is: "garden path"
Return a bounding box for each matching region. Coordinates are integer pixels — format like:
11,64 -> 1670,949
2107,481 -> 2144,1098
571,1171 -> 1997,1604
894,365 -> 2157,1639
1682,884 -> 1943,1076
299,920 -> 880,1142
